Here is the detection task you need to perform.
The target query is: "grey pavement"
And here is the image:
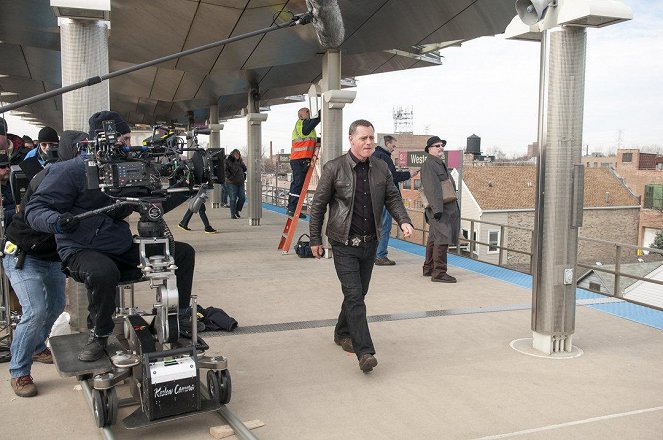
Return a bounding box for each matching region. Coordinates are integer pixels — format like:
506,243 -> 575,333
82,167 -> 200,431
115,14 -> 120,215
1,204 -> 661,439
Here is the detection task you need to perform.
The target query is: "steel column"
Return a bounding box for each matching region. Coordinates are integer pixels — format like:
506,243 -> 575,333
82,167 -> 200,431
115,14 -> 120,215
246,89 -> 266,226
531,27 -> 587,354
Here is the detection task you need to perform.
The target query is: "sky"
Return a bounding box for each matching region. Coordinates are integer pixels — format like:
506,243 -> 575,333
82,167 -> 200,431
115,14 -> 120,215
4,0 -> 662,157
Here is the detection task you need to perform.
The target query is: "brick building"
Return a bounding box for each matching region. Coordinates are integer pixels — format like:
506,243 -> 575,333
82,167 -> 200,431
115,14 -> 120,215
459,165 -> 641,270
613,149 -> 663,247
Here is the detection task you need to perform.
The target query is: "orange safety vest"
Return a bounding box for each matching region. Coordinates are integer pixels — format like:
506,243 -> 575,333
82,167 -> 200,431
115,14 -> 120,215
291,119 -> 317,160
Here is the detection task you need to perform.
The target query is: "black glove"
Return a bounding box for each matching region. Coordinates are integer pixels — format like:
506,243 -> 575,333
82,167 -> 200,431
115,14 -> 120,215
433,212 -> 443,220
56,213 -> 80,233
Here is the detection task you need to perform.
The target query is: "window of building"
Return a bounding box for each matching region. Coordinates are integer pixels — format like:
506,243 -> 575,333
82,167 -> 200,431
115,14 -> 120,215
622,152 -> 633,162
414,179 -> 422,189
643,184 -> 663,210
588,281 -> 602,292
488,230 -> 500,254
402,180 -> 411,189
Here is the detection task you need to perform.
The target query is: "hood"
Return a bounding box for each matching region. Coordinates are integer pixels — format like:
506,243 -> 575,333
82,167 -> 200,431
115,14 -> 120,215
58,130 -> 88,161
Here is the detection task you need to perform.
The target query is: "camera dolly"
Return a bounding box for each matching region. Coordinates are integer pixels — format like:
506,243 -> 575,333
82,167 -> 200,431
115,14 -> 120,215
48,198 -> 233,431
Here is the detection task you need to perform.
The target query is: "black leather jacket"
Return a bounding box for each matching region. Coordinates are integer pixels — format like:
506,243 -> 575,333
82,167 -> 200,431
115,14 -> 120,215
309,153 -> 412,246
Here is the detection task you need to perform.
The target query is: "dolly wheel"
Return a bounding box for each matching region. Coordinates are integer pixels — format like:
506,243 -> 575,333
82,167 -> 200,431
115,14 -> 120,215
207,369 -> 232,405
92,389 -> 106,428
105,387 -> 119,426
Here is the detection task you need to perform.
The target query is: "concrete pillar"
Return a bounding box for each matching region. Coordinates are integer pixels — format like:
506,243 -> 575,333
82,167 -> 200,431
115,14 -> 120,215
208,104 -> 224,207
319,49 -> 343,168
58,18 -> 110,131
531,27 -> 587,354
56,13 -> 111,331
246,88 -> 267,226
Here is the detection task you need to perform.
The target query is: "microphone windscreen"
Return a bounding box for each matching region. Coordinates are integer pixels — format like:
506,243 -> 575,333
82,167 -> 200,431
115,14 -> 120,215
306,0 -> 345,49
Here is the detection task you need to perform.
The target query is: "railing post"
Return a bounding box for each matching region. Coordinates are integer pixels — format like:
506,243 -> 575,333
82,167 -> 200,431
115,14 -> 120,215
614,244 -> 622,298
470,220 -> 476,259
498,224 -> 505,266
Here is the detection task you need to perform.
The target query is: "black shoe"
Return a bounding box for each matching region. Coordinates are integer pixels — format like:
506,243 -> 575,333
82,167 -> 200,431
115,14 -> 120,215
178,223 -> 191,231
298,213 -> 307,219
231,214 -> 238,219
358,353 -> 378,372
375,257 -> 396,266
78,335 -> 108,362
333,333 -> 354,353
204,226 -> 217,234
287,210 -> 295,218
432,273 -> 457,283
235,212 -> 241,218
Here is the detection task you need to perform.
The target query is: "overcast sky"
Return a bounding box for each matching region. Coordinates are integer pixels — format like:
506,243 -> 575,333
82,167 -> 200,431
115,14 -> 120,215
4,0 -> 661,157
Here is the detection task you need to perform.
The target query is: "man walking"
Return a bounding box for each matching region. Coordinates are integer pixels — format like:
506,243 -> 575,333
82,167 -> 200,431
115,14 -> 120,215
309,120 -> 413,373
287,107 -> 320,218
372,135 -> 419,265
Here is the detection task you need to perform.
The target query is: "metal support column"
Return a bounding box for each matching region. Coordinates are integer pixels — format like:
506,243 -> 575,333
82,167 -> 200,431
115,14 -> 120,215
209,104 -> 223,208
531,27 -> 587,354
246,88 -> 267,226
58,18 -> 110,131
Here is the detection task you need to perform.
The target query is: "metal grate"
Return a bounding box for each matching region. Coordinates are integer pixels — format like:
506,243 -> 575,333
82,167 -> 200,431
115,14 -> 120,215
203,297 -> 617,338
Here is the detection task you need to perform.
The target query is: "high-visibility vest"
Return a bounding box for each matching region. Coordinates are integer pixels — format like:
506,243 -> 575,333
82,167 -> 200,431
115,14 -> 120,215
291,119 -> 317,160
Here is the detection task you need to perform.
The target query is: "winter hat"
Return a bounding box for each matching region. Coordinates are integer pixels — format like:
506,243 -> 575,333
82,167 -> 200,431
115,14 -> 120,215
425,136 -> 446,153
22,135 -> 34,144
88,110 -> 131,139
37,126 -> 59,144
0,118 -> 7,136
58,130 -> 89,161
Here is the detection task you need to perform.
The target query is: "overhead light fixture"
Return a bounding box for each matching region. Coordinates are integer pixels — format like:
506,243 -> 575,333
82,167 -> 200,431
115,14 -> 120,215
0,92 -> 18,96
50,0 -> 110,21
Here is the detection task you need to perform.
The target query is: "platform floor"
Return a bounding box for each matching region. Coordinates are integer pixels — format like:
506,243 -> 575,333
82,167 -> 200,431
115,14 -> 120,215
1,204 -> 662,439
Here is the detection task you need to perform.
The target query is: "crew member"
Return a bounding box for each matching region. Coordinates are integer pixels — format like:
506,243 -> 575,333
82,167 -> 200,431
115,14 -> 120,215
287,107 -> 320,218
25,111 -> 199,362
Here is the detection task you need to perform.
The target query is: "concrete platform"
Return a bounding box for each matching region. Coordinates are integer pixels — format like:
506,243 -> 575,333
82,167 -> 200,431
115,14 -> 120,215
1,204 -> 662,439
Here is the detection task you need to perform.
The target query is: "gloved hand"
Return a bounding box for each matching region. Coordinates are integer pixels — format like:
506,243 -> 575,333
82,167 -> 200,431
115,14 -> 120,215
56,213 -> 80,233
433,212 -> 443,220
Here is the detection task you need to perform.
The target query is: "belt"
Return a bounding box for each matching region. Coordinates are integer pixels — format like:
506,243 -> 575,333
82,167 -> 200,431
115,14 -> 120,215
346,234 -> 376,247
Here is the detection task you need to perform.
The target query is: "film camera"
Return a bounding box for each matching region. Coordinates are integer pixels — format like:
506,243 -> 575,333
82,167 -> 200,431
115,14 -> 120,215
84,121 -> 224,198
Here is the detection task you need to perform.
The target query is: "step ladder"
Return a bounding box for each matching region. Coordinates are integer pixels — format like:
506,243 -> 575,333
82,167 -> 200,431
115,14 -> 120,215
278,148 -> 320,254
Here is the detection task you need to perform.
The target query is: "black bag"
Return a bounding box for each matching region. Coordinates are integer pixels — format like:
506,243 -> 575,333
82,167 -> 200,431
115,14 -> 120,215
295,234 -> 314,258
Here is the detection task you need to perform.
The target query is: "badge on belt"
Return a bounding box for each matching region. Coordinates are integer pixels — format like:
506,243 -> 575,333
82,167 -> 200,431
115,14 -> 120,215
351,236 -> 361,247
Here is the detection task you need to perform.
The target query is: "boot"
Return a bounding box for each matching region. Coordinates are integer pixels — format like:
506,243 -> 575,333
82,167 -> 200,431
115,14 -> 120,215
431,244 -> 456,283
422,239 -> 434,276
78,332 -> 108,362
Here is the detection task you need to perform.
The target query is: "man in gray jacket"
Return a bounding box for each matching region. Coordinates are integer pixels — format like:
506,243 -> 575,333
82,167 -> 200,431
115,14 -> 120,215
309,119 -> 413,373
421,136 -> 460,283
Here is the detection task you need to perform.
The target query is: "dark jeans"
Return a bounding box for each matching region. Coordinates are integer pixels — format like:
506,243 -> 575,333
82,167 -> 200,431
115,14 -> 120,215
287,158 -> 310,212
221,183 -> 229,205
330,239 -> 378,358
228,182 -> 246,217
65,241 -> 195,337
180,203 -> 211,228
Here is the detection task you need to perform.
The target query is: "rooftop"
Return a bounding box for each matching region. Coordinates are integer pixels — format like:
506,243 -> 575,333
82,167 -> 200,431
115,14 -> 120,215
2,204 -> 662,439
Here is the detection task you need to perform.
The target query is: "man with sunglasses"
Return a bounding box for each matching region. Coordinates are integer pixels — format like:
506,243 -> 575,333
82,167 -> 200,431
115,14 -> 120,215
24,127 -> 59,166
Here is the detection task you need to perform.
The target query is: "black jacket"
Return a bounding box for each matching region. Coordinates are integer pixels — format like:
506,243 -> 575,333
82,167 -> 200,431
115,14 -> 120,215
372,145 -> 411,187
309,153 -> 412,246
224,155 -> 247,185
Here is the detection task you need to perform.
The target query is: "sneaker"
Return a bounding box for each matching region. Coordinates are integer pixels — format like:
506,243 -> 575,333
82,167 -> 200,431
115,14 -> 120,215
431,273 -> 457,283
231,214 -> 238,219
32,347 -> 53,364
204,226 -> 217,234
78,335 -> 108,362
298,213 -> 307,219
287,210 -> 295,218
235,212 -> 241,218
375,257 -> 396,266
358,353 -> 378,372
333,333 -> 354,353
178,223 -> 191,231
11,375 -> 37,397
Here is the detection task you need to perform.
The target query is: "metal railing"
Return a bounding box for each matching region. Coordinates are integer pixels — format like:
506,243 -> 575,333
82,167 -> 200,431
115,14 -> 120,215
261,190 -> 662,312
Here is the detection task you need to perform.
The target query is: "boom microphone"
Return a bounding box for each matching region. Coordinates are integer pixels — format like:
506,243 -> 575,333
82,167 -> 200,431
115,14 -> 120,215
306,0 -> 345,49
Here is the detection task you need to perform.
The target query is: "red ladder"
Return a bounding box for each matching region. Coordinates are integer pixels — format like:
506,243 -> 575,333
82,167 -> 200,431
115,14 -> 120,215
277,148 -> 320,254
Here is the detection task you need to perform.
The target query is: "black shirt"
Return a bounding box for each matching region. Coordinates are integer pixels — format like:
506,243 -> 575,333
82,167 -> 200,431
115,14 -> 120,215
348,151 -> 376,237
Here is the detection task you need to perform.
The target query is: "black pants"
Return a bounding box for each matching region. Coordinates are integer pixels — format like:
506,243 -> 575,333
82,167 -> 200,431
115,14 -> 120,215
66,241 -> 195,337
180,204 -> 211,228
287,158 -> 310,213
330,239 -> 377,358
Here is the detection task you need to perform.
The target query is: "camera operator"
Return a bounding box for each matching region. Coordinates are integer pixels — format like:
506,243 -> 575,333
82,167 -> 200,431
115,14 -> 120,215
25,111 -> 198,363
3,130 -> 84,397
